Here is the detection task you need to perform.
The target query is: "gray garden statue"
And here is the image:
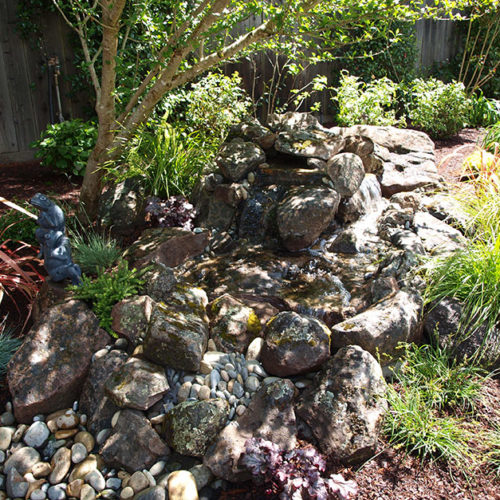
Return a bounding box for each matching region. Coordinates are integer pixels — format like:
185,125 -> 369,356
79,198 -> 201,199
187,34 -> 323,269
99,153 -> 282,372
30,193 -> 82,286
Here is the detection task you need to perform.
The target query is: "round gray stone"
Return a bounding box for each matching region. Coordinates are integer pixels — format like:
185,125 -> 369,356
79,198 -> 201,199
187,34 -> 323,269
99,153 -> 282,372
24,421 -> 50,448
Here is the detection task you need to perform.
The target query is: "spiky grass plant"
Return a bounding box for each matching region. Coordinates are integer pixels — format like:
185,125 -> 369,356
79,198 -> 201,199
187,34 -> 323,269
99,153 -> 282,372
0,320 -> 22,374
71,232 -> 122,276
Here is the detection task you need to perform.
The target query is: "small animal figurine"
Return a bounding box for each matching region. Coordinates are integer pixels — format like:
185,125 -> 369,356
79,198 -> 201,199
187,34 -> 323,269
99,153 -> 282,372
30,193 -> 82,286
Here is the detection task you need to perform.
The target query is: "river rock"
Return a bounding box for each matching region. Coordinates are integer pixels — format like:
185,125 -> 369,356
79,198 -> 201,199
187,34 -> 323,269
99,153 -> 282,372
79,350 -> 128,434
4,446 -> 40,475
296,345 -> 387,464
7,300 -> 108,423
204,379 -> 297,482
0,426 -> 14,450
134,485 -> 166,500
326,152 -> 365,197
143,286 -> 209,372
105,357 -> 169,411
6,467 -> 29,498
111,295 -> 155,346
100,410 -> 169,473
216,140 -> 266,182
164,399 -> 229,457
167,471 -> 198,500
331,290 -> 423,363
261,311 -> 331,376
23,421 -> 50,448
49,446 -> 71,484
209,294 -> 261,353
277,186 -> 340,251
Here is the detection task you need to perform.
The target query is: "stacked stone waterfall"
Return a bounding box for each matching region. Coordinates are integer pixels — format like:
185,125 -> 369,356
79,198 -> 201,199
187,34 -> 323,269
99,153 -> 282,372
3,112 -> 495,500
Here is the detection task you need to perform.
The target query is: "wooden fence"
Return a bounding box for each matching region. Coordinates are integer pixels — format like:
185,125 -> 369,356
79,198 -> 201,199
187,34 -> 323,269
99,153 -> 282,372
0,3 -> 458,162
0,0 -> 86,162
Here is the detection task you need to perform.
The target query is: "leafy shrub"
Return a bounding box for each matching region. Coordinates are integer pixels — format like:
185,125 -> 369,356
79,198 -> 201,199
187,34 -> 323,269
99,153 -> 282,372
0,321 -> 21,375
241,437 -> 358,499
30,119 -> 97,176
162,72 -> 251,141
467,93 -> 500,128
110,119 -> 210,198
406,78 -> 470,138
333,71 -> 404,127
71,232 -> 121,276
69,260 -> 145,335
145,196 -> 196,230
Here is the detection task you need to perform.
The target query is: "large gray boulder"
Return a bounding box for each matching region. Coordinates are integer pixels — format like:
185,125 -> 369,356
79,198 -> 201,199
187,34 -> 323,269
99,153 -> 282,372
111,295 -> 155,346
216,140 -> 266,181
204,379 -> 297,482
105,357 -> 170,411
413,211 -> 465,255
296,345 -> 387,464
261,311 -> 331,376
275,129 -> 345,160
7,300 -> 109,423
163,399 -> 229,457
326,152 -> 365,197
277,186 -> 340,251
331,290 -> 424,363
143,286 -> 209,371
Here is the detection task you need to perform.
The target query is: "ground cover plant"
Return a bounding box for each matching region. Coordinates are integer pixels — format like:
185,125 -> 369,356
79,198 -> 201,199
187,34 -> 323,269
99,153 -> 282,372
69,259 -> 145,335
0,320 -> 22,375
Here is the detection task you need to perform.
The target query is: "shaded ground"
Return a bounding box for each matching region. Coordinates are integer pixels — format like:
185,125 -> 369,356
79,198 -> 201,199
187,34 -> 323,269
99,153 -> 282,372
1,131 -> 499,499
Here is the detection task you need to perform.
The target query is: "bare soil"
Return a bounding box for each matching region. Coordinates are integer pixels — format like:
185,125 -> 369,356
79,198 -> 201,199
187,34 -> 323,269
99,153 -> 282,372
1,132 -> 499,499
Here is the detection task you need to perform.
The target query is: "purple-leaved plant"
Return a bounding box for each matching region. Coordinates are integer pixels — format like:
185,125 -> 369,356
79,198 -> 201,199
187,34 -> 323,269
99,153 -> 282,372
241,438 -> 358,500
145,196 -> 196,230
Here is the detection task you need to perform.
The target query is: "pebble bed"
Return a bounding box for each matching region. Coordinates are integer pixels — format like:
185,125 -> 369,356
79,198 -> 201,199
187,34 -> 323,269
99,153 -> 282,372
0,338 -> 316,500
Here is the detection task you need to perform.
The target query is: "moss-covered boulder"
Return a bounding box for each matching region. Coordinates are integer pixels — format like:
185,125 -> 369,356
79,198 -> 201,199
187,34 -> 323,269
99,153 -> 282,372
143,286 -> 209,371
209,294 -> 262,354
261,311 -> 331,377
163,399 -> 229,457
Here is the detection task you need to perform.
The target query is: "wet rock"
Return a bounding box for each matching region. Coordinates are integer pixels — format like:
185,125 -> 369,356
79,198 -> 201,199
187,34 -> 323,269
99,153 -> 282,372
337,174 -> 383,224
209,294 -> 261,354
124,227 -> 209,269
424,298 -> 500,370
216,140 -> 266,181
167,470 -> 198,500
261,312 -> 331,377
331,290 -> 423,363
79,350 -> 128,434
143,286 -> 209,372
164,399 -> 229,457
100,410 -> 169,473
111,295 -> 155,346
105,357 -> 169,411
204,379 -> 297,482
275,128 -> 344,160
7,300 -> 108,423
326,152 -> 365,197
296,345 -> 387,464
277,186 -> 340,251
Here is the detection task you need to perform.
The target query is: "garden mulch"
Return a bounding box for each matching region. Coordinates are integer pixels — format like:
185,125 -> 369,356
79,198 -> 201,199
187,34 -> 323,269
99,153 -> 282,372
1,130 -> 499,500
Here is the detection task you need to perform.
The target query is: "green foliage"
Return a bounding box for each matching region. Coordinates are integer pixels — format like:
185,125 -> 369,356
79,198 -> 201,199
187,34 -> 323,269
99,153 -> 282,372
384,343 -> 486,465
333,71 -> 404,127
30,119 -> 97,176
71,232 -> 121,276
162,72 -> 251,141
406,78 -> 470,138
69,260 -> 145,335
109,118 -> 212,199
0,322 -> 22,375
482,122 -> 500,154
485,426 -> 500,476
467,93 -> 500,127
0,205 -> 37,247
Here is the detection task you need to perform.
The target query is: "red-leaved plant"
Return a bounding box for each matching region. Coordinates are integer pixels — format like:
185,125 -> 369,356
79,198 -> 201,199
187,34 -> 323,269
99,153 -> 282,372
241,438 -> 358,500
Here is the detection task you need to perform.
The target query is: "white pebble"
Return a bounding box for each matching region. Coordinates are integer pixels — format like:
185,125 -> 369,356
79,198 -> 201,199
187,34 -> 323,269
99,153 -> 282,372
71,442 -> 88,464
